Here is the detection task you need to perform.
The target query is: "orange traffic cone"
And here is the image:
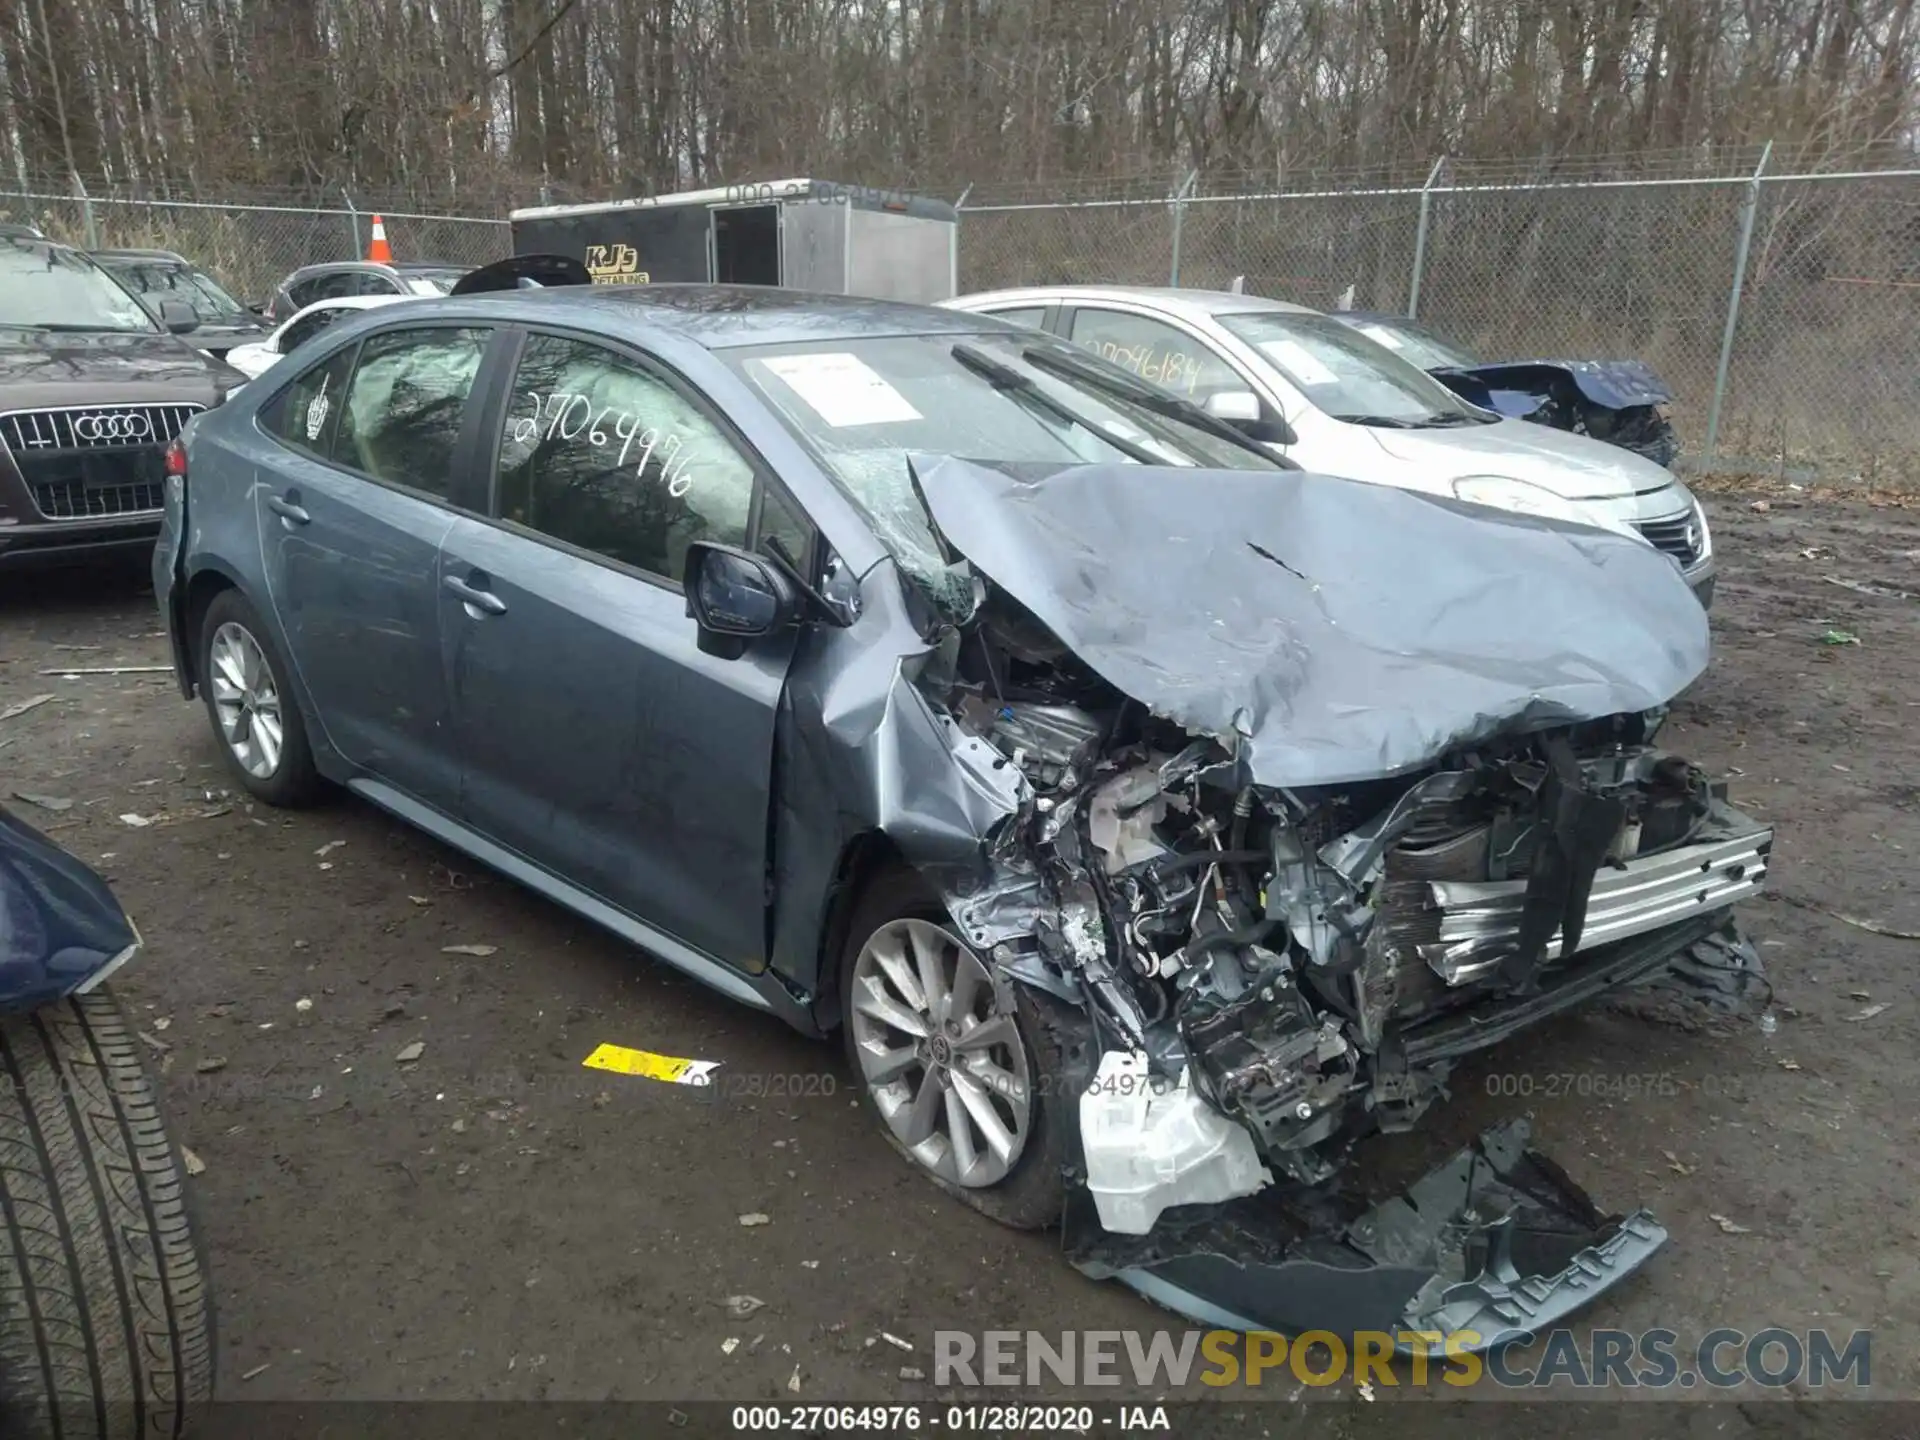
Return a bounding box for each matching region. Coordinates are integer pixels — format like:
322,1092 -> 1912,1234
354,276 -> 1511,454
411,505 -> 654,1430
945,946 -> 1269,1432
366,215 -> 392,264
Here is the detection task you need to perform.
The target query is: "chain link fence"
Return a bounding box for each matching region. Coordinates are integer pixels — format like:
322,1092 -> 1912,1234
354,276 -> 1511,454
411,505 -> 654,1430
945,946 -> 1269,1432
961,149 -> 1920,485
0,179 -> 511,316
4,156 -> 1915,483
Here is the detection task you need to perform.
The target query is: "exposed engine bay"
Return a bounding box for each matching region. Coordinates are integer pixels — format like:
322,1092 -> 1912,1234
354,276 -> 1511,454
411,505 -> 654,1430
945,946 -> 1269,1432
923,580 -> 1771,1199
876,453 -> 1772,1343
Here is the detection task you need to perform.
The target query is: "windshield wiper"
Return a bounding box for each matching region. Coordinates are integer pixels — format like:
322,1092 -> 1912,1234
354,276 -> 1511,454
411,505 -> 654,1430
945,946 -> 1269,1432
1018,345 -> 1283,467
949,342 -> 1167,467
1329,413 -> 1422,428
1415,411 -> 1495,428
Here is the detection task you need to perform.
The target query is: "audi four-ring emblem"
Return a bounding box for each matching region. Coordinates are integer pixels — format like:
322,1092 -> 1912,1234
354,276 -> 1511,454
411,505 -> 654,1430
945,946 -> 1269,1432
73,411 -> 155,443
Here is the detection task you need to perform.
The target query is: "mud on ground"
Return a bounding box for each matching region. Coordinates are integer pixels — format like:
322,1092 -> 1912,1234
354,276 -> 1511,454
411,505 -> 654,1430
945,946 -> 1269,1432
0,492 -> 1915,1411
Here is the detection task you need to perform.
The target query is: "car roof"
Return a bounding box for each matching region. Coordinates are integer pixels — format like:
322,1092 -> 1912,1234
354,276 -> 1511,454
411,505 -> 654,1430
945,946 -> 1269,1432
287,295 -> 408,316
947,284 -> 1319,321
431,284 -> 1028,350
287,260 -> 464,278
93,248 -> 191,264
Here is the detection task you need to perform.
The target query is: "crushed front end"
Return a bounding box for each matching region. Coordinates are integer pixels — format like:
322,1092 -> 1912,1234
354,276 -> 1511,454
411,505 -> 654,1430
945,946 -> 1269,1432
898,456 -> 1771,1350
934,656 -> 1767,1348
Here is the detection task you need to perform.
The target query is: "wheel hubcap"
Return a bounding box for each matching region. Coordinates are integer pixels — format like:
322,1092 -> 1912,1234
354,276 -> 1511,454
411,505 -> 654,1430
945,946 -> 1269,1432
849,917 -> 1033,1189
209,621 -> 284,780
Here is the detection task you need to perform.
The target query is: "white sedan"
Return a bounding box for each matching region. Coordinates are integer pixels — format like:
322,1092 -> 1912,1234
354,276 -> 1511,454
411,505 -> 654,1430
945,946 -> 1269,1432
222,295 -> 409,382
943,285 -> 1715,605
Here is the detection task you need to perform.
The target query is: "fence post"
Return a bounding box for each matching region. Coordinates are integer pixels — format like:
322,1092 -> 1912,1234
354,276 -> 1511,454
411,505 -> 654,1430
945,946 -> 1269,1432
342,189 -> 361,260
71,172 -> 98,249
1168,170 -> 1198,285
1407,155 -> 1447,320
949,185 -> 972,299
1703,141 -> 1772,467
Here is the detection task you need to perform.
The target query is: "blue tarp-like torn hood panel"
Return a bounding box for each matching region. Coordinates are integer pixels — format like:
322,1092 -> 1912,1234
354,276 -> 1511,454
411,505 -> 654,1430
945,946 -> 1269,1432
910,456 -> 1711,789
1437,359 -> 1674,411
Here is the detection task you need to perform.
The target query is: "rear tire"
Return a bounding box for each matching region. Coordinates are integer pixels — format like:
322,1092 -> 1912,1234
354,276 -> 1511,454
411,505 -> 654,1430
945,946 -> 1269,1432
198,589 -> 322,807
0,988 -> 214,1440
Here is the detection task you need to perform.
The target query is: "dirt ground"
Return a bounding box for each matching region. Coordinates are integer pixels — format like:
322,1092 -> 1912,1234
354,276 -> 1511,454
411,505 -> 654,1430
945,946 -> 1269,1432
1,490 -> 1916,1414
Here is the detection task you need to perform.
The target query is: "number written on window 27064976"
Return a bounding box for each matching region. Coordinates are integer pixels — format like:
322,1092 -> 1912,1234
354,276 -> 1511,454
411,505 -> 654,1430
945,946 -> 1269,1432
511,391 -> 698,496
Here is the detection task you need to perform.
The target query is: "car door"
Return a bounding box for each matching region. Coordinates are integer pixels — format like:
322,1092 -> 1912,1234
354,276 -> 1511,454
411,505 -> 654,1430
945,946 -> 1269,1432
251,322 -> 496,815
438,328 -> 812,974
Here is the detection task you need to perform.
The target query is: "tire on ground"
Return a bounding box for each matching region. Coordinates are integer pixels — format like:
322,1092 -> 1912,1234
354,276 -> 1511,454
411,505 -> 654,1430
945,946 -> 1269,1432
198,587 -> 323,807
0,988 -> 214,1440
837,863 -> 1088,1230
1627,915 -> 1771,1017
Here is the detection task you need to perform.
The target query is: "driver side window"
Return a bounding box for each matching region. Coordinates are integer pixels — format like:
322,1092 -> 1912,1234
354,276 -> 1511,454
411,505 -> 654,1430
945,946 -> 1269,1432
493,333 -> 772,587
1066,309 -> 1245,405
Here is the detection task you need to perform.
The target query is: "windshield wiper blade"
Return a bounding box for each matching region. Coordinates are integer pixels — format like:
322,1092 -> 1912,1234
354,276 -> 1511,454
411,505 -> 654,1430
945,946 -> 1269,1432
1330,413 -> 1422,428
949,342 -> 1166,467
1019,345 -> 1282,466
1411,412 -> 1492,428
27,323 -> 140,333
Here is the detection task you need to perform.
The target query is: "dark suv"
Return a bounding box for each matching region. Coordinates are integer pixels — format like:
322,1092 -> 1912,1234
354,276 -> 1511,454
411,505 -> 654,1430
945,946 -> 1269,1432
0,234 -> 244,571
92,248 -> 268,359
263,261 -> 470,323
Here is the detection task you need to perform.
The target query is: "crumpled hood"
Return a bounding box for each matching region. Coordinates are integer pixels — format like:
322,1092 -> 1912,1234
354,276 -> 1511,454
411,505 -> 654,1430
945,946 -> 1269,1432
911,455 -> 1710,788
1361,414 -> 1679,503
1442,359 -> 1674,410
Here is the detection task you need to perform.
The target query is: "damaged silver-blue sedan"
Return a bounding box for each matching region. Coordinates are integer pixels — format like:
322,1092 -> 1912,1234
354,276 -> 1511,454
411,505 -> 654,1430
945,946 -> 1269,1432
152,277 -> 1772,1354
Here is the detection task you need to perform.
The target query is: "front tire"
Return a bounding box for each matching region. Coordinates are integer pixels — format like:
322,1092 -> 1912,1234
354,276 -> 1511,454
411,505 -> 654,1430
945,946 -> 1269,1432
198,589 -> 321,807
0,989 -> 214,1440
838,866 -> 1084,1230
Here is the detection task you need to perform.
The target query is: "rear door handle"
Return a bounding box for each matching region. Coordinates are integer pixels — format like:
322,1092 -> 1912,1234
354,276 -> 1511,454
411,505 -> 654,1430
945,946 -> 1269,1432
267,494 -> 310,525
443,573 -> 507,616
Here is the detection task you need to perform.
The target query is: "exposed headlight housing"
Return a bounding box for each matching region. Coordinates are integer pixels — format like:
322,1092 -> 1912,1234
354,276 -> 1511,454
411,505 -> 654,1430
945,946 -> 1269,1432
1685,491 -> 1713,564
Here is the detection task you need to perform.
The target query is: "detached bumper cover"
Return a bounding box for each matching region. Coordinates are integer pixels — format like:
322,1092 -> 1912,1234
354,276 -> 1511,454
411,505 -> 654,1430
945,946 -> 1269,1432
1066,1118 -> 1664,1353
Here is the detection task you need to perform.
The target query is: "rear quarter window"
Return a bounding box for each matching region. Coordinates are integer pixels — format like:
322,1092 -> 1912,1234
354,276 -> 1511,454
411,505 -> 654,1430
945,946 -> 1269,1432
258,344 -> 359,460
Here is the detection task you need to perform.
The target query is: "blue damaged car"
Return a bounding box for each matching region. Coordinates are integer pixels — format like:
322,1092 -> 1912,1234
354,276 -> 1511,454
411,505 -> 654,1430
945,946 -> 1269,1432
149,268 -> 1772,1352
1330,311 -> 1682,468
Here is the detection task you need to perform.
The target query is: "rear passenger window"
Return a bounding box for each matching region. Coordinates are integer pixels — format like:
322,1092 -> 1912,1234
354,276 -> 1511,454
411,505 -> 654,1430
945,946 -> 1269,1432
493,333 -> 763,585
332,326 -> 490,498
259,344 -> 359,460
985,307 -> 1047,330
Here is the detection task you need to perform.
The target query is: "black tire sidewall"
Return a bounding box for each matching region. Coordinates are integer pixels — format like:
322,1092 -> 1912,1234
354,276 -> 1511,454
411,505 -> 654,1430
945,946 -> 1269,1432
836,866 -> 1075,1230
198,589 -> 320,806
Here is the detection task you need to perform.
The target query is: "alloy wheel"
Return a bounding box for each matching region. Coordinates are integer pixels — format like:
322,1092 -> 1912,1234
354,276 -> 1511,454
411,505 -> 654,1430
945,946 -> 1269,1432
848,917 -> 1033,1188
208,621 -> 285,780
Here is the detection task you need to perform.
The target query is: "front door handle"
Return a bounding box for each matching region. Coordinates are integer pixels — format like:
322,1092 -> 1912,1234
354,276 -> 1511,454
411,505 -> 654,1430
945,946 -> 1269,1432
267,494 -> 310,525
443,573 -> 507,616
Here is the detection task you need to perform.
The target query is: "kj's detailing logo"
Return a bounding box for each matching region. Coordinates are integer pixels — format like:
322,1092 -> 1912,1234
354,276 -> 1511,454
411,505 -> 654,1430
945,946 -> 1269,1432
585,243 -> 650,285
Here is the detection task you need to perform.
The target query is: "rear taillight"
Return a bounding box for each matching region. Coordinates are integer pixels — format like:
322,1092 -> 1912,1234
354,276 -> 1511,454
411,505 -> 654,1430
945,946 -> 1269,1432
164,437 -> 188,506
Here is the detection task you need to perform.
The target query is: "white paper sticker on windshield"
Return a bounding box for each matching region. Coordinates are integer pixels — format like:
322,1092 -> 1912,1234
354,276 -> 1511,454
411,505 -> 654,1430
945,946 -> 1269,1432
1357,324 -> 1404,350
759,353 -> 923,427
1257,339 -> 1340,387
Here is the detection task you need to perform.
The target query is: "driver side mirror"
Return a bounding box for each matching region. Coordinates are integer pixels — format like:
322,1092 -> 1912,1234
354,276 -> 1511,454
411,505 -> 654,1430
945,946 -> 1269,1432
683,542 -> 802,659
1204,389 -> 1295,446
157,299 -> 199,335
